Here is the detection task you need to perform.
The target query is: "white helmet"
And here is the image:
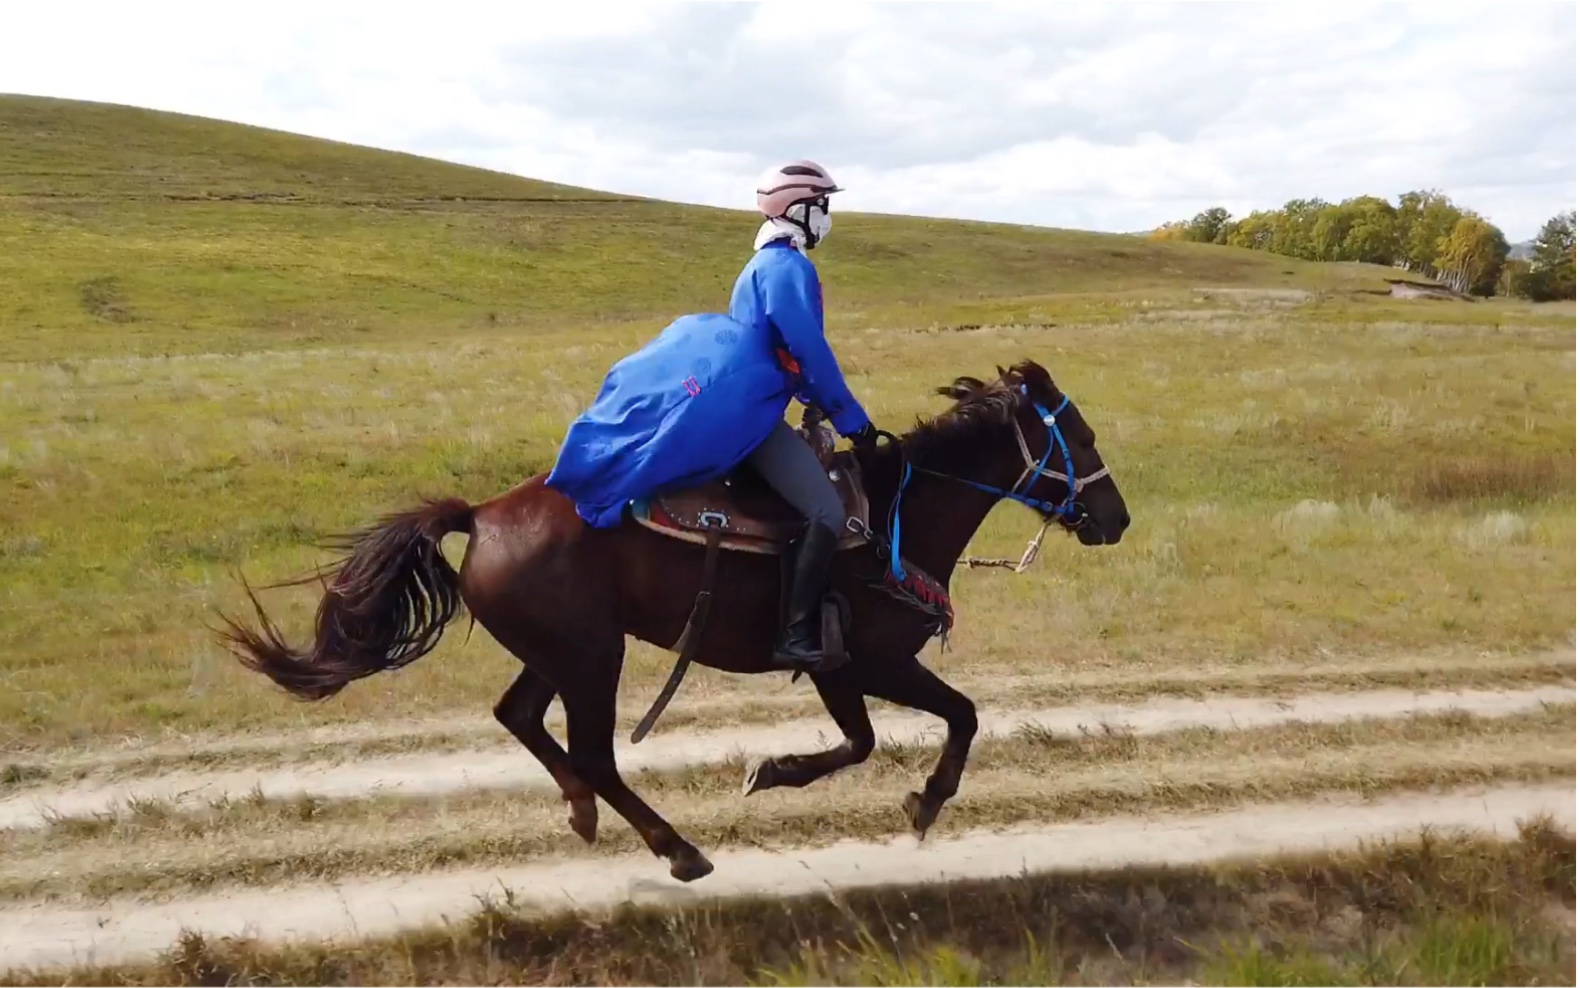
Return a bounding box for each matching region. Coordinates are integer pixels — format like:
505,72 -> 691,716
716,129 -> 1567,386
756,160 -> 842,249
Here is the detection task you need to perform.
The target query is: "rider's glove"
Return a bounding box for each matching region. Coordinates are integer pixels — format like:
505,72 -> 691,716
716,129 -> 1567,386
849,421 -> 880,450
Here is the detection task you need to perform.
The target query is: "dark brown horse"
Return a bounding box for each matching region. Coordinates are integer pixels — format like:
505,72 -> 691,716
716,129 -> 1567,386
219,358 -> 1129,882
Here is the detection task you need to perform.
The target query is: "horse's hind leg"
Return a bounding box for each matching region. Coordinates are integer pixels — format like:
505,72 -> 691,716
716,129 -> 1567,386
560,644 -> 714,883
493,666 -> 598,844
742,669 -> 875,795
861,656 -> 978,840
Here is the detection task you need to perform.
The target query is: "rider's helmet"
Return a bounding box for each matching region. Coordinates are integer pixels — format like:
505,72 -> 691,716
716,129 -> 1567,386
755,160 -> 842,249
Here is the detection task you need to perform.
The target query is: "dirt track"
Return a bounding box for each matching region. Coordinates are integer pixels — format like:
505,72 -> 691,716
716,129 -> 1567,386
2,684 -> 1569,831
2,781 -> 1571,971
0,680 -> 1571,974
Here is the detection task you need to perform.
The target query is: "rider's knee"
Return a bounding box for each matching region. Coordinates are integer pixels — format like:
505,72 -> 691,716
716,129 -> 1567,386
807,515 -> 841,540
806,488 -> 845,535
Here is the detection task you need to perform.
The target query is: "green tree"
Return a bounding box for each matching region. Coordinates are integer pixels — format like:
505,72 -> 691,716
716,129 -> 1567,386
1224,210 -> 1279,251
1149,190 -> 1533,294
1499,258 -> 1532,297
1396,189 -> 1462,277
1185,206 -> 1232,244
1271,198 -> 1329,260
1522,210 -> 1576,301
1309,203 -> 1351,261
1338,196 -> 1401,265
1434,214 -> 1509,296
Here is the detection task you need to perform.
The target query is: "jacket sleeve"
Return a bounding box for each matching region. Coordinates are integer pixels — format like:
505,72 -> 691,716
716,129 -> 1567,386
761,255 -> 872,437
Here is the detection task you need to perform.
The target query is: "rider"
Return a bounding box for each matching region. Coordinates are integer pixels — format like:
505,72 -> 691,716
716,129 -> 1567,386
544,159 -> 878,672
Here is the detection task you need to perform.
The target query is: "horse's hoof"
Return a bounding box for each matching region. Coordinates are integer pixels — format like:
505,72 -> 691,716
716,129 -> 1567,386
742,757 -> 776,796
669,845 -> 714,883
902,790 -> 935,839
567,797 -> 598,845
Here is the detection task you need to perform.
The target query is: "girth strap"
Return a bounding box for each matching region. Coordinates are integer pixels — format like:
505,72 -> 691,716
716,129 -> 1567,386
631,518 -> 724,743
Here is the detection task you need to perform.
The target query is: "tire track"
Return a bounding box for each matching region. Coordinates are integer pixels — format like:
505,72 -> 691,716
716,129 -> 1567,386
2,685 -> 1570,831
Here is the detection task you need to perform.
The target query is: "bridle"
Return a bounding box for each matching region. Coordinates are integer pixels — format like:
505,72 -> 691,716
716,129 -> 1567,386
875,383 -> 1112,580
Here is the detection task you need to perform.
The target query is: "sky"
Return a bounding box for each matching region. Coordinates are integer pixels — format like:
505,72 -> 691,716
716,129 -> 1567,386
2,1 -> 1574,241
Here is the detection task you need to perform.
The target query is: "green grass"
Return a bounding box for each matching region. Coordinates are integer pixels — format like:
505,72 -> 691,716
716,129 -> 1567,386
0,95 -> 1573,752
8,819 -> 1570,986
2,311 -> 1570,751
0,94 -> 1416,362
770,910 -> 1576,987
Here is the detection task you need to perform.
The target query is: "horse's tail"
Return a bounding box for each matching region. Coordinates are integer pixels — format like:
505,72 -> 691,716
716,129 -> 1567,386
216,497 -> 474,701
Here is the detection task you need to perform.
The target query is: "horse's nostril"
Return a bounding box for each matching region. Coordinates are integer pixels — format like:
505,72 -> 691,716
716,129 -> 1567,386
1119,509 -> 1132,529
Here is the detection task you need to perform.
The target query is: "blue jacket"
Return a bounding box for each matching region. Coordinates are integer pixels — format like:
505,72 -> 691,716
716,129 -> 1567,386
727,241 -> 870,437
545,241 -> 872,528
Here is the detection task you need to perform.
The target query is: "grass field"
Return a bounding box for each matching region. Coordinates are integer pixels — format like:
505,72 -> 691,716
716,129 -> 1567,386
3,290 -> 1572,750
0,94 -> 1403,363
5,819 -> 1573,985
0,94 -> 1574,981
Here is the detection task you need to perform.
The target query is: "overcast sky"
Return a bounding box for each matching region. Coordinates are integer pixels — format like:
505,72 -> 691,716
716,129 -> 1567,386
3,1 -> 1574,240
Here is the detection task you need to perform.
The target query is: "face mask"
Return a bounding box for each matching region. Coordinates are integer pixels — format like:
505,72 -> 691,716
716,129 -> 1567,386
809,203 -> 832,244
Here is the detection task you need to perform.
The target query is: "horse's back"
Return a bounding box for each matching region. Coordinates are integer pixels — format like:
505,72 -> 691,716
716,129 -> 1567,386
460,477 -> 624,635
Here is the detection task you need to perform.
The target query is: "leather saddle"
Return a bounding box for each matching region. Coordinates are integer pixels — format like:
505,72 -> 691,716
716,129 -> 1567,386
631,412 -> 871,555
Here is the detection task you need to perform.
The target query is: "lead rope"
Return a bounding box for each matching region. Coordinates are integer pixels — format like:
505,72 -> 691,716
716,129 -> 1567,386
962,519 -> 1051,573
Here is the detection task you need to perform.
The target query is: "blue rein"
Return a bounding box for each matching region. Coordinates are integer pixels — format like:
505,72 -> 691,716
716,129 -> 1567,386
885,386 -> 1082,584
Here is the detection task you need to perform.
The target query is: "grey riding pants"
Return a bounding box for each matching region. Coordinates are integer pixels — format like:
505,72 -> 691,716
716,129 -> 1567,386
745,419 -> 845,536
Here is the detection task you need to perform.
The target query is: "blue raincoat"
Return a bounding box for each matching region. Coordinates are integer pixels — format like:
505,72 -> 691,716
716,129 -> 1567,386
545,240 -> 871,528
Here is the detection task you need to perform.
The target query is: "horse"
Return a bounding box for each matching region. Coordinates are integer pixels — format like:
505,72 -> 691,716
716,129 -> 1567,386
217,358 -> 1130,883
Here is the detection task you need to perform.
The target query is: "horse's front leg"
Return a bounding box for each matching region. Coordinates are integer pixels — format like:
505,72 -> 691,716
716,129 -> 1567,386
742,667 -> 875,795
862,655 -> 979,838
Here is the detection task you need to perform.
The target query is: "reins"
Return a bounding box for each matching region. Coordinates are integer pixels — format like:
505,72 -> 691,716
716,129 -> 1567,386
875,386 -> 1109,581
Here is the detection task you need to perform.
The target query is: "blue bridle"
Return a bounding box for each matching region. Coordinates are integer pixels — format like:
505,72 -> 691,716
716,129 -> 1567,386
882,384 -> 1109,583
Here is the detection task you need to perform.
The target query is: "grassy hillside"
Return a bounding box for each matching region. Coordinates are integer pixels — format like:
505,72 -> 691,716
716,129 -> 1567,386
0,94 -> 1570,750
0,94 -> 1404,360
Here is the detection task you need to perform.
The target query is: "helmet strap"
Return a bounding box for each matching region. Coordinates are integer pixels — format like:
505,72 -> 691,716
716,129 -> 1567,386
789,200 -> 822,250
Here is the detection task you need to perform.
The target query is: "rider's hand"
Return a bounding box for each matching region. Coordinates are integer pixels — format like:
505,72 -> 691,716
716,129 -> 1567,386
850,421 -> 880,450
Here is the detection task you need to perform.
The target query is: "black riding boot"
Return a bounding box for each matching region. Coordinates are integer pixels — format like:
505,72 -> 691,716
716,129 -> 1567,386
772,520 -> 844,672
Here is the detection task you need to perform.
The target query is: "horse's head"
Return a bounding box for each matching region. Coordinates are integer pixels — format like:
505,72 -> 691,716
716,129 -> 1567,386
935,359 -> 1130,546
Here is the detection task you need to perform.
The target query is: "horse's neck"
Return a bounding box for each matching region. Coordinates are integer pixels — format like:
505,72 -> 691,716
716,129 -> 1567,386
880,435 -> 1024,581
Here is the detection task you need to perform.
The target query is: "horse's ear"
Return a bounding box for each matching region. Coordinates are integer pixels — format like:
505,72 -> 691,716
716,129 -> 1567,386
1013,359 -> 1052,391
937,376 -> 985,401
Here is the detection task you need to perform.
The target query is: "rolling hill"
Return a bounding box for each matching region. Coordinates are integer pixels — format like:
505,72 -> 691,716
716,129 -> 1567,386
0,94 -> 1400,360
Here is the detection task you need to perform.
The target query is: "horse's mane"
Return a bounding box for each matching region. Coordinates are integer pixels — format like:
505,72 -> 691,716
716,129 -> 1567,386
898,377 -> 1018,462
889,359 -> 1055,467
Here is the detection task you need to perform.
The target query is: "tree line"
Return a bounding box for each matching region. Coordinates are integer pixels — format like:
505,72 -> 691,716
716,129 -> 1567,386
1150,191 -> 1575,302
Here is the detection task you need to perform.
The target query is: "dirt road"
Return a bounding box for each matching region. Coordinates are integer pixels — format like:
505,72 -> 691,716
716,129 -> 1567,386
3,684 -> 1568,831
2,781 -> 1570,971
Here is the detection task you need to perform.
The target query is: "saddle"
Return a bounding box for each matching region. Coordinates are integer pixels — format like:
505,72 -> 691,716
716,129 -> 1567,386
626,407 -> 952,747
630,411 -> 871,555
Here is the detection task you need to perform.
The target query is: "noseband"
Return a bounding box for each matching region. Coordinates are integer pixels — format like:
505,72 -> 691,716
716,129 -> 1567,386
878,384 -> 1110,582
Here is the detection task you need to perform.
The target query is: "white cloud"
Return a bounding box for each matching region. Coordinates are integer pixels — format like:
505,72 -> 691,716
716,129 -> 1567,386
1,0 -> 1572,239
